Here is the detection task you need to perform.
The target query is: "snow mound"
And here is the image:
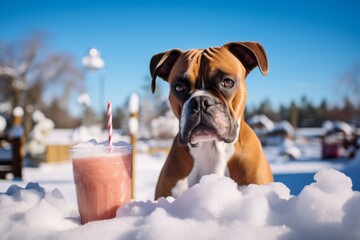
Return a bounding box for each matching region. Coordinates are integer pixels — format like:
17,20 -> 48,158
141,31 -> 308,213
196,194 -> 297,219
0,183 -> 78,239
1,169 -> 359,239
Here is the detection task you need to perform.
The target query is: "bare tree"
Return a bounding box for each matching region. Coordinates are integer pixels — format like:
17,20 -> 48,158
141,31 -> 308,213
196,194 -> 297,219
338,63 -> 360,107
0,33 -> 83,134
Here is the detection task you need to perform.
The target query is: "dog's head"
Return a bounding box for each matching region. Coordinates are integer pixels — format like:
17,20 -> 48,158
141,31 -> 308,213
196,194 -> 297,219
150,42 -> 268,146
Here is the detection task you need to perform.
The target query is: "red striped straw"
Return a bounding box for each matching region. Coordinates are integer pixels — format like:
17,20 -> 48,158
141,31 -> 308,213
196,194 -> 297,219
107,101 -> 113,148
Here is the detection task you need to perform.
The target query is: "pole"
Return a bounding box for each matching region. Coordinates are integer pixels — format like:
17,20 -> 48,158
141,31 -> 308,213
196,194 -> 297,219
10,107 -> 25,179
128,93 -> 139,199
130,114 -> 138,199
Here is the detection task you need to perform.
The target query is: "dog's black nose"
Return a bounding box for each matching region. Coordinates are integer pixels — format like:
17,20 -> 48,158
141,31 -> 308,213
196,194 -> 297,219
188,95 -> 215,113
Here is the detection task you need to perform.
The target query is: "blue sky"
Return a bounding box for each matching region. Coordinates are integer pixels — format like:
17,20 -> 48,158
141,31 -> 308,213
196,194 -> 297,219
1,0 -> 359,115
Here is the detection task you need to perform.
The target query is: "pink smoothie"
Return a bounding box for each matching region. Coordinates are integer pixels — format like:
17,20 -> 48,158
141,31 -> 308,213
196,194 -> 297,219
72,153 -> 132,224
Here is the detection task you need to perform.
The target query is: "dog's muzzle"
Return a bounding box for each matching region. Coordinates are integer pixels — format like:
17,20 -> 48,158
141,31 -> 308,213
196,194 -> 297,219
178,93 -> 238,145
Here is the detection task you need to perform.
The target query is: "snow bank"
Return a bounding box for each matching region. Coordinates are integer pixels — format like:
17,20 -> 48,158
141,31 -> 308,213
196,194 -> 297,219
0,183 -> 78,239
1,169 -> 359,240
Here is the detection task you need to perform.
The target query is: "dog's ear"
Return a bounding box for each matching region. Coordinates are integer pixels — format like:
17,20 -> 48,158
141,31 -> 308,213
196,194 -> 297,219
150,49 -> 183,93
224,42 -> 268,76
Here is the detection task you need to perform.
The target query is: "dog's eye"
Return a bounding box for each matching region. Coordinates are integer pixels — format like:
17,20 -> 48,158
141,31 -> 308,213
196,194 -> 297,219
174,83 -> 186,93
221,78 -> 235,88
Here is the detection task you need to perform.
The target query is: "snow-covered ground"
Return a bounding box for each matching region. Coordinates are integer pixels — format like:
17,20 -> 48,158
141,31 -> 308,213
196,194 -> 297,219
1,141 -> 360,239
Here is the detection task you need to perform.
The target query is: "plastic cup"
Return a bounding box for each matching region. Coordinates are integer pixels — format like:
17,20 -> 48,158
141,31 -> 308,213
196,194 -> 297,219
71,140 -> 133,224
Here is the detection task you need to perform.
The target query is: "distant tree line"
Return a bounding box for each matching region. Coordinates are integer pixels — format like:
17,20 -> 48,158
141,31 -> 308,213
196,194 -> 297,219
246,96 -> 360,128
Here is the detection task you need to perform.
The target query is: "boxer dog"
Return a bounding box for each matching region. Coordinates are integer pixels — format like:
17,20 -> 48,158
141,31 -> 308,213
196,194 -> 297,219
150,42 -> 274,199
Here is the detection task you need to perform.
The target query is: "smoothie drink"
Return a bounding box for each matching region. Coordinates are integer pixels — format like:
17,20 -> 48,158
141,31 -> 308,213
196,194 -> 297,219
71,140 -> 132,224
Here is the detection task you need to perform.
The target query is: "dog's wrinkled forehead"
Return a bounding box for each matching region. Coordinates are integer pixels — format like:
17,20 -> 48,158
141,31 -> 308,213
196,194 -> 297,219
168,49 -> 202,82
168,47 -> 244,86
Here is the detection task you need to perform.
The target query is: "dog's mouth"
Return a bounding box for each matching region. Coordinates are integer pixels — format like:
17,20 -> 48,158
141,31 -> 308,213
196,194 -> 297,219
178,94 -> 238,146
189,125 -> 220,144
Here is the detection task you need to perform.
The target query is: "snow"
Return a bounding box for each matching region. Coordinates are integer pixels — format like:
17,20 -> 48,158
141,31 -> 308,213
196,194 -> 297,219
82,48 -> 105,70
77,93 -> 92,107
0,183 -> 79,239
1,142 -> 360,239
295,127 -> 325,138
128,117 -> 139,135
128,93 -> 139,113
0,101 -> 12,113
323,121 -> 353,135
272,120 -> 295,136
1,168 -> 360,239
278,139 -> 302,159
72,139 -> 130,148
150,111 -> 178,139
71,139 -> 132,158
0,66 -> 15,77
248,114 -> 274,131
13,106 -> 24,117
27,111 -> 55,156
0,115 -> 6,132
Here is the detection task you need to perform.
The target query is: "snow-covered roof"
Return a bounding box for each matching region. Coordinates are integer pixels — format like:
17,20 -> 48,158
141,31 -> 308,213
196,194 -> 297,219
272,121 -> 294,136
323,121 -> 353,136
333,121 -> 353,135
248,114 -> 274,131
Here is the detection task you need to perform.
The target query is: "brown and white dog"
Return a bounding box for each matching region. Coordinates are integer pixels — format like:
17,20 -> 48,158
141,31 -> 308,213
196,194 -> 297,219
150,42 -> 274,199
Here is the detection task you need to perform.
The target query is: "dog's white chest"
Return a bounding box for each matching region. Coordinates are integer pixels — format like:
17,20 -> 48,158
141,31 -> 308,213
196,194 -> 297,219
171,140 -> 235,197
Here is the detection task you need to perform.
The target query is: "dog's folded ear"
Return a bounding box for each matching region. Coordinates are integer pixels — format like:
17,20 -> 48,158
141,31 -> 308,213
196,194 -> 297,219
150,49 -> 183,93
224,42 -> 268,76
